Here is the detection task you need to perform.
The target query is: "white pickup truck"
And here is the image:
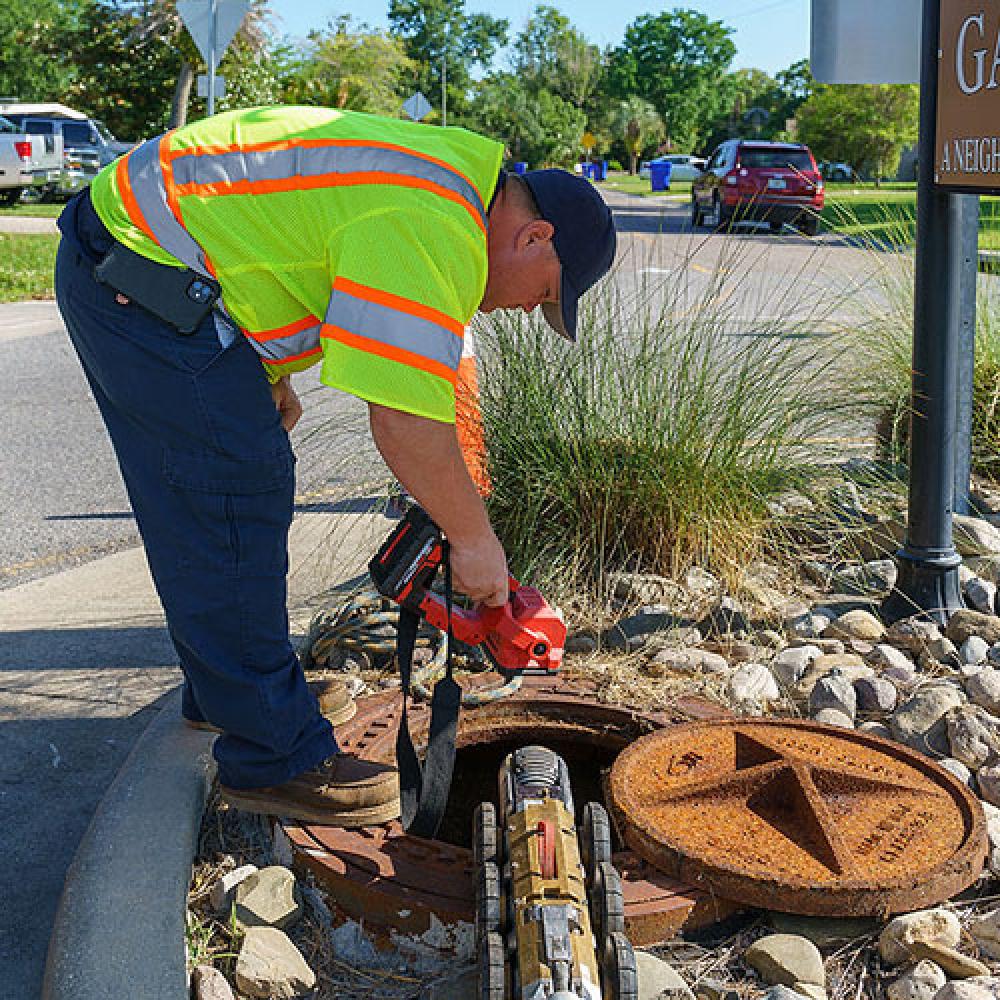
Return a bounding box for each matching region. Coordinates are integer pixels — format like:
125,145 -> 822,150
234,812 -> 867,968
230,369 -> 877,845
0,115 -> 63,205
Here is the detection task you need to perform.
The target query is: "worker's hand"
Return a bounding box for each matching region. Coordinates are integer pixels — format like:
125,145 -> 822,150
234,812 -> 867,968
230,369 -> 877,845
271,376 -> 302,432
449,530 -> 510,607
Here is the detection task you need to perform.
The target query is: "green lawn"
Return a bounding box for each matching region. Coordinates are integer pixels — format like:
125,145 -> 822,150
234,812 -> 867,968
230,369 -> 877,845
0,202 -> 63,217
0,234 -> 58,302
601,170 -> 692,198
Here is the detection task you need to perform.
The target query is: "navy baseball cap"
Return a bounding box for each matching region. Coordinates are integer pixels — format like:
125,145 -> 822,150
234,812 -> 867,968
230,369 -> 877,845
522,168 -> 617,341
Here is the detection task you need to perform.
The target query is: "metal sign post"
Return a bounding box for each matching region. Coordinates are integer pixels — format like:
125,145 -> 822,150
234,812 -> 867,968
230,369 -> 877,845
177,0 -> 250,117
881,0 -> 965,622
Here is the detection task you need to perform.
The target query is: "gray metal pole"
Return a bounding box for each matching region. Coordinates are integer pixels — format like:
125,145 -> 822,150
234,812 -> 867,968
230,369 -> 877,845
208,0 -> 217,117
442,54 -> 447,127
882,0 -> 964,624
954,194 -> 979,516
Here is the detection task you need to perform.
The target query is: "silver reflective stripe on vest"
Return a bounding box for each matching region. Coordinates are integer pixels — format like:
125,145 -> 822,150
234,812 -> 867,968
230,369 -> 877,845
325,285 -> 463,372
245,322 -> 322,364
170,144 -> 486,229
125,137 -> 211,276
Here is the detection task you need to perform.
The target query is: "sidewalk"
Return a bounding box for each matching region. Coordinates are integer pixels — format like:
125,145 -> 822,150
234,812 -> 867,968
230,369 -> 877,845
0,215 -> 58,234
0,505 -> 389,999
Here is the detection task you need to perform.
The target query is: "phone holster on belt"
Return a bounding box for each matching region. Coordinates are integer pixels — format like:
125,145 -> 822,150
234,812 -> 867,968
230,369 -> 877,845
94,241 -> 221,335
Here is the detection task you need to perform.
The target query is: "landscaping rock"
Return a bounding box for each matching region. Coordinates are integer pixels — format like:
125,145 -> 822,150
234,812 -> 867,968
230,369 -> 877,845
772,646 -> 822,686
785,611 -> 833,640
685,567 -> 720,595
191,965 -> 236,1000
967,577 -> 999,615
822,610 -> 885,642
700,596 -> 750,637
969,554 -> 1000,584
565,633 -> 598,654
885,960 -> 946,1000
235,927 -> 316,999
648,647 -> 731,676
969,910 -> 1000,960
604,607 -> 677,651
728,663 -> 779,709
946,705 -> 1000,770
790,985 -> 827,1000
209,864 -> 259,914
794,654 -> 871,701
832,560 -> 897,595
948,611 -> 1000,647
692,979 -> 739,1000
938,757 -> 975,788
610,572 -> 687,608
906,941 -> 990,979
859,721 -> 893,739
855,675 -> 898,714
977,762 -> 1000,807
728,641 -> 771,664
745,934 -> 825,987
924,637 -> 962,668
968,668 -> 1000,714
934,980 -> 1000,1000
768,914 -> 878,950
878,908 -> 961,966
809,671 -> 857,720
962,636 -> 991,667
886,619 -> 943,656
955,514 -> 1000,556
234,866 -> 303,931
814,709 -> 855,728
889,685 -> 966,755
635,949 -> 694,999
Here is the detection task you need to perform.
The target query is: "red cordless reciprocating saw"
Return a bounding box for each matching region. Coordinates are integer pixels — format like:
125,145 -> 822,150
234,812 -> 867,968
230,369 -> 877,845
369,505 -> 565,678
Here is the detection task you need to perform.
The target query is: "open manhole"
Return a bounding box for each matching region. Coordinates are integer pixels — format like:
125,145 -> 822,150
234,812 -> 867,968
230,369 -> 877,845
609,718 -> 989,917
283,673 -> 739,948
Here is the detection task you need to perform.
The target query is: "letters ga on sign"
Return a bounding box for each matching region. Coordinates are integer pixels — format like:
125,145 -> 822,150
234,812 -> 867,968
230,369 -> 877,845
937,0 -> 1000,192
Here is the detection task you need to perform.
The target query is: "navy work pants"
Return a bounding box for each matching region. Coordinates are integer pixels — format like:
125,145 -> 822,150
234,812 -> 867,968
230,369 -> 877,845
54,193 -> 338,789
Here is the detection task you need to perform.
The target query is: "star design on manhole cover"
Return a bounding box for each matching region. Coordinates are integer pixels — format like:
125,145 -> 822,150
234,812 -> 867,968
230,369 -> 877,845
635,728 -> 945,877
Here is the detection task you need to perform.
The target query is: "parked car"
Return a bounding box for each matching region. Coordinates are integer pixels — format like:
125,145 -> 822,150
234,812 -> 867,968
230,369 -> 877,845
818,160 -> 854,182
0,103 -> 133,168
639,154 -> 706,182
691,139 -> 824,236
0,114 -> 63,205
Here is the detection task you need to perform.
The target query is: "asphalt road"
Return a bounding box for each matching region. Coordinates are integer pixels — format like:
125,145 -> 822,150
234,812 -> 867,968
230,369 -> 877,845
0,190 -> 899,591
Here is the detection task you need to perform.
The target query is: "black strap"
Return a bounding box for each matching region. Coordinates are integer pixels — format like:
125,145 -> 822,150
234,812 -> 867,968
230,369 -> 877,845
396,544 -> 462,838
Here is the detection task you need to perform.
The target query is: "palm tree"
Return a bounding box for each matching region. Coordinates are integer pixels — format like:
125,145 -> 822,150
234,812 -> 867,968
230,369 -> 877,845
611,96 -> 665,175
126,0 -> 271,127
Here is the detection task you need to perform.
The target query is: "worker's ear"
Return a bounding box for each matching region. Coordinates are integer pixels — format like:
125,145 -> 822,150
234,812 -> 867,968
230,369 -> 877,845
516,218 -> 554,252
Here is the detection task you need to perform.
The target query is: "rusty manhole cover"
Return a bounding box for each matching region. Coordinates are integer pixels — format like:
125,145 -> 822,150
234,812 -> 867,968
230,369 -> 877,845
609,718 -> 988,917
284,674 -> 739,945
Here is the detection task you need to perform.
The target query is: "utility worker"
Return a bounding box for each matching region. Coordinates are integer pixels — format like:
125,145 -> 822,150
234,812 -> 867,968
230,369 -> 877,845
54,105 -> 616,827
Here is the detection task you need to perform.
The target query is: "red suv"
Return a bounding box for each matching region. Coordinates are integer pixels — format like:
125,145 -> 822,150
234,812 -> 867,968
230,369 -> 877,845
691,140 -> 824,236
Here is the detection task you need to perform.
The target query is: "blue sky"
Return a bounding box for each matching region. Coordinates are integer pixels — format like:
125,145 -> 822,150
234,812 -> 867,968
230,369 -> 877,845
266,0 -> 809,78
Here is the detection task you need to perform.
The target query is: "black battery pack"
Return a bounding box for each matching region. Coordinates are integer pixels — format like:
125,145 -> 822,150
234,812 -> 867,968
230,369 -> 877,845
94,241 -> 221,335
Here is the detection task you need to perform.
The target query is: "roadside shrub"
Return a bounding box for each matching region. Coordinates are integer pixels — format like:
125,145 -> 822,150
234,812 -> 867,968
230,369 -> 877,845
608,159 -> 624,172
475,237 -> 854,600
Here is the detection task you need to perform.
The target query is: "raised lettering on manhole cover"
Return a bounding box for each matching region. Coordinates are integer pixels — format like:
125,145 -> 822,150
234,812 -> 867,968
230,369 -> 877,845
608,719 -> 988,916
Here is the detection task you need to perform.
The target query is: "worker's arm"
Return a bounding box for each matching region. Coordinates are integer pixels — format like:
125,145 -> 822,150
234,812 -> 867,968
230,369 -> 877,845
271,376 -> 302,431
369,403 -> 509,607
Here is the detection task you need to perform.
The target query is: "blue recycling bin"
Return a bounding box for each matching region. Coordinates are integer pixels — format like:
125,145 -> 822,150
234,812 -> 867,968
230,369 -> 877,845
512,161 -> 528,175
650,160 -> 672,191
599,160 -> 609,181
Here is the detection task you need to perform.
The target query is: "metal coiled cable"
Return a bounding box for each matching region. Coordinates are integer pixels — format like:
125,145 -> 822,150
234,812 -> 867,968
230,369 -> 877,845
303,586 -> 523,707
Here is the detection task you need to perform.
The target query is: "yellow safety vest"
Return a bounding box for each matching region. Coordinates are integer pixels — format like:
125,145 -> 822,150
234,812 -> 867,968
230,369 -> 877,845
89,106 -> 503,423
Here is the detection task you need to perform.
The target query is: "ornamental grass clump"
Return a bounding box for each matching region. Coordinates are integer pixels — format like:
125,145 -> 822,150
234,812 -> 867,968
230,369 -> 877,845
841,200 -> 1000,479
475,236 -> 856,600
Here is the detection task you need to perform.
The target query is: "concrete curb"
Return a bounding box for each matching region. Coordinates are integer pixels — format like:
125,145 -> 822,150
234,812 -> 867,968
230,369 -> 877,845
41,688 -> 216,1000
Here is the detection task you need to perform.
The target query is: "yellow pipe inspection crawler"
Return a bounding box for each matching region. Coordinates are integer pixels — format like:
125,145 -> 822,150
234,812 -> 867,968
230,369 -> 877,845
473,745 -> 638,1000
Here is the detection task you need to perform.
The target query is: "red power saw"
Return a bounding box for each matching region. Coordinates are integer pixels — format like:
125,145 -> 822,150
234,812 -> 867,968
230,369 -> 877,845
369,504 -> 565,678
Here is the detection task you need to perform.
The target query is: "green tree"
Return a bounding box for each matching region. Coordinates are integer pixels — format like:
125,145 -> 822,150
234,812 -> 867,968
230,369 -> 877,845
126,0 -> 271,126
189,36 -> 281,118
473,73 -> 585,167
796,83 -> 919,182
610,96 -> 665,174
0,0 -> 84,101
513,6 -> 601,112
63,0 -> 180,138
279,16 -> 414,116
388,0 -> 508,123
606,9 -> 735,152
702,67 -> 783,150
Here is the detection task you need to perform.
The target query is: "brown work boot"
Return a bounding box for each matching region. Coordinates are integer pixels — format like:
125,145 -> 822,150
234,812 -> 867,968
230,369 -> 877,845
220,753 -> 400,827
185,677 -> 357,734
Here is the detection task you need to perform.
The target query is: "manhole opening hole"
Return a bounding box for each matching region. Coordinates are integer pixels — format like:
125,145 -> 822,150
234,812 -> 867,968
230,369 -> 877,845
434,737 -> 620,850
